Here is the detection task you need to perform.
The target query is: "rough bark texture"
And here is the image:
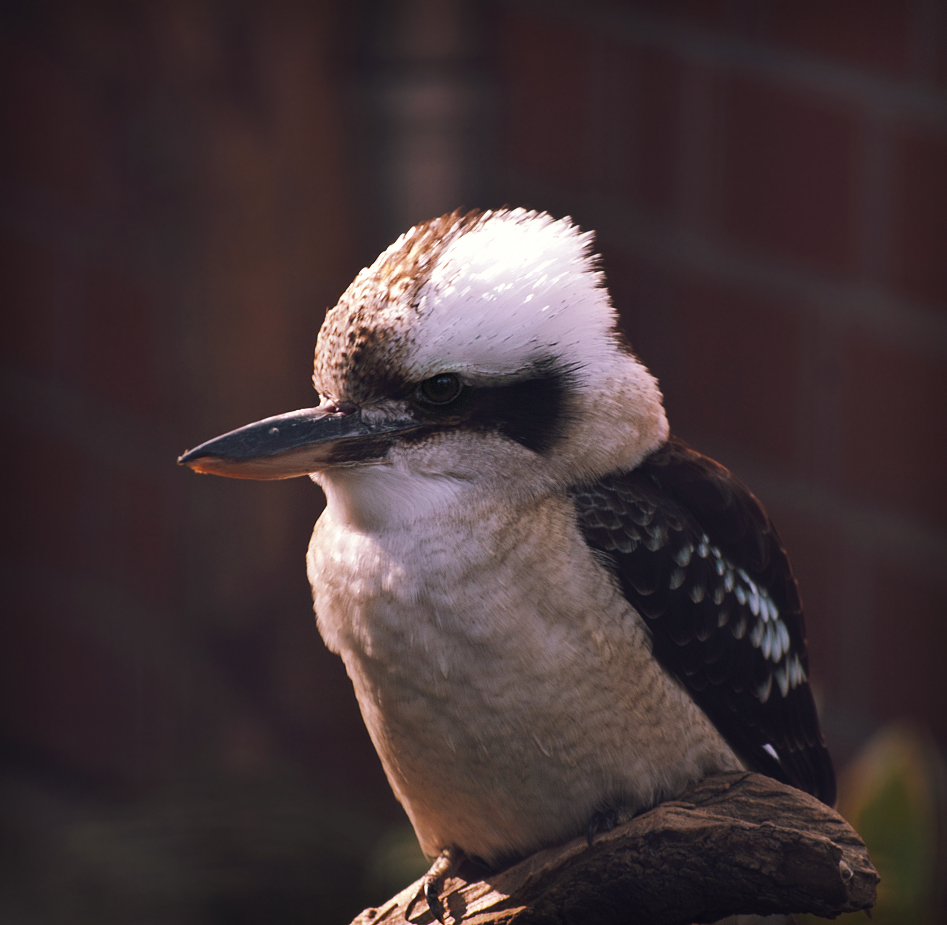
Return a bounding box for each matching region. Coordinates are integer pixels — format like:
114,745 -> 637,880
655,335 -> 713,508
351,772 -> 878,925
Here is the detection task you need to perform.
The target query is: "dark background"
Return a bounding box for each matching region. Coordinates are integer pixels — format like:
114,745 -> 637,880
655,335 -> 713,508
2,1 -> 946,922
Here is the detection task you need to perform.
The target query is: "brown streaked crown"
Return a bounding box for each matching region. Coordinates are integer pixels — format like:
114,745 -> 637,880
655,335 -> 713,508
313,209 -> 485,405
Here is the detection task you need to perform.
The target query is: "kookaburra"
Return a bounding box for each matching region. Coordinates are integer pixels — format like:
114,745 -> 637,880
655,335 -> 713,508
180,208 -> 835,913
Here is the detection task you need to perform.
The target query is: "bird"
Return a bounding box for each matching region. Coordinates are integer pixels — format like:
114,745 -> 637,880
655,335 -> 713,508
179,207 -> 835,918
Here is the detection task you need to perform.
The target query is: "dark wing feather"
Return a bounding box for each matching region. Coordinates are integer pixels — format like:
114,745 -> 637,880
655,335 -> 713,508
571,436 -> 836,806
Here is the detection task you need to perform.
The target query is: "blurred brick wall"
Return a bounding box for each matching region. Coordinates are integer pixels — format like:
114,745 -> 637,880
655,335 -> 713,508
495,0 -> 947,759
0,0 -> 396,811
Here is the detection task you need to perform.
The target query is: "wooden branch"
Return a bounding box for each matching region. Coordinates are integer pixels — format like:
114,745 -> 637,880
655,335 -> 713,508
352,772 -> 877,925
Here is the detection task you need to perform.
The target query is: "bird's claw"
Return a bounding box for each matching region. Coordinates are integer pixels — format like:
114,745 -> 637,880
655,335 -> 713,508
405,845 -> 464,923
587,806 -> 619,845
423,876 -> 446,924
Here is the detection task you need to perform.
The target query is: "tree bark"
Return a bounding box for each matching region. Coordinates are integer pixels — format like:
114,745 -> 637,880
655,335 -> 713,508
351,772 -> 877,925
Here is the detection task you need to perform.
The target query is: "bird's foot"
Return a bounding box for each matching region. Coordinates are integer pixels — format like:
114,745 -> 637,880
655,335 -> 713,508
586,806 -> 620,846
406,845 -> 465,924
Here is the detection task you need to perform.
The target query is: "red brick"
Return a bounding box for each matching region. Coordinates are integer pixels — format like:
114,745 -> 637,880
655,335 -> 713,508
636,46 -> 682,215
763,505 -> 848,701
71,466 -> 174,603
501,14 -> 594,189
674,0 -> 728,29
5,425 -> 176,609
841,333 -> 947,523
586,0 -> 727,30
0,234 -> 62,375
890,126 -> 947,308
769,0 -> 910,77
936,13 -> 947,89
594,43 -> 682,215
7,428 -> 176,608
869,556 -> 947,746
721,76 -> 859,274
0,40 -> 101,203
664,278 -> 803,467
120,474 -> 179,605
592,49 -> 636,203
0,598 -> 140,783
597,243 -> 682,384
82,267 -> 164,416
7,423 -> 86,566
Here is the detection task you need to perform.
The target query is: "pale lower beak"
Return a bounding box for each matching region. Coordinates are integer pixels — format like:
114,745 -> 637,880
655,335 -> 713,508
178,403 -> 423,479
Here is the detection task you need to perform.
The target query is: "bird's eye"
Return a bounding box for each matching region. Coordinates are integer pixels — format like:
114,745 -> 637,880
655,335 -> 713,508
418,373 -> 462,405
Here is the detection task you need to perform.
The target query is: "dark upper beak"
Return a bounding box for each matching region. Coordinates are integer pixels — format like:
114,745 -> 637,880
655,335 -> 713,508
178,402 -> 423,479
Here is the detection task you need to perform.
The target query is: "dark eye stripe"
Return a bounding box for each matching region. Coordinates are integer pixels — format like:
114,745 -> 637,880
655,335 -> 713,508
408,361 -> 574,454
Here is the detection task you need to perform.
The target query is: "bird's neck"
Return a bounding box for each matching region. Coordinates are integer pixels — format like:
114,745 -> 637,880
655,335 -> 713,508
312,464 -> 498,533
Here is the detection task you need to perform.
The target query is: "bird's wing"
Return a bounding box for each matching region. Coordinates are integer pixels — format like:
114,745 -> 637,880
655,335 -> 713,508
570,436 -> 836,806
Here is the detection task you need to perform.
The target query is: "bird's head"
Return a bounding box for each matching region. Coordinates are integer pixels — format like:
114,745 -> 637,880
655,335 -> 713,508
179,209 -> 668,524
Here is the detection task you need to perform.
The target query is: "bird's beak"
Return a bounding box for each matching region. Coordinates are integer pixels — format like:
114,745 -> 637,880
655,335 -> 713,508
178,402 -> 422,479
